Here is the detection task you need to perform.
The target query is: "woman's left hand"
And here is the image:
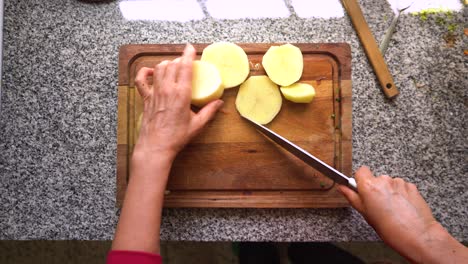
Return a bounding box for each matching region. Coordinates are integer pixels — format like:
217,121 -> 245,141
134,44 -> 224,160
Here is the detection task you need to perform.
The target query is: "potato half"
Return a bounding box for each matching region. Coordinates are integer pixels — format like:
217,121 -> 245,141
262,44 -> 303,86
191,60 -> 224,107
235,75 -> 282,125
201,42 -> 250,88
280,83 -> 316,103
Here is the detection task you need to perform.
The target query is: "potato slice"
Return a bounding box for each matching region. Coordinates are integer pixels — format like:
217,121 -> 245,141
262,44 -> 303,86
280,83 -> 316,103
201,42 -> 250,88
191,60 -> 224,107
235,75 -> 282,125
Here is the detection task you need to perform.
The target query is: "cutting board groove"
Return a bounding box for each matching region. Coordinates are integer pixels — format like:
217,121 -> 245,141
117,43 -> 352,208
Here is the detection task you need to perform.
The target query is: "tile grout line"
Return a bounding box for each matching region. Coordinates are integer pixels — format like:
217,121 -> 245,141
197,0 -> 211,20
283,0 -> 297,17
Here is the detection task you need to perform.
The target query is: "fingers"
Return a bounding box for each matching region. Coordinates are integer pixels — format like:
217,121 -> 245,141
403,180 -> 419,199
392,177 -> 408,196
178,44 -> 196,84
163,58 -> 181,88
155,60 -> 170,90
134,67 -> 154,99
355,166 -> 374,182
405,182 -> 423,202
153,44 -> 196,107
338,185 -> 365,213
189,100 -> 224,137
405,181 -> 418,194
354,166 -> 375,192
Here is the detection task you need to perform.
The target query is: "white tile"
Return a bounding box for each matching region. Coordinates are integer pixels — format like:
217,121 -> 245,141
291,0 -> 344,19
206,0 -> 290,19
119,0 -> 204,22
387,0 -> 463,13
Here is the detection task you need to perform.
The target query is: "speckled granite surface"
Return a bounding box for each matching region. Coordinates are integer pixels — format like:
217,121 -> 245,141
0,0 -> 466,241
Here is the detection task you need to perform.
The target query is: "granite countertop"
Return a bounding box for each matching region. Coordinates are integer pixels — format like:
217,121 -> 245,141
0,0 -> 466,241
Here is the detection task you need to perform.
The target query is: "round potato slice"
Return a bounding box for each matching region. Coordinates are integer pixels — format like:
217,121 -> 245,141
262,44 -> 303,86
280,83 -> 316,103
201,42 -> 250,88
191,60 -> 224,107
235,75 -> 282,125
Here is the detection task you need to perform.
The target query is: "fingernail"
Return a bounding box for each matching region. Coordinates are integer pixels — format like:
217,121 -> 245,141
216,100 -> 224,107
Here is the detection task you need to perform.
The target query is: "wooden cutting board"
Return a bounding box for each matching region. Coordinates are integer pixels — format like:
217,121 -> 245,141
117,43 -> 352,208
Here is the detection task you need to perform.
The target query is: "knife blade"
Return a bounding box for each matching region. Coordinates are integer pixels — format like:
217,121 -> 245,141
243,117 -> 358,192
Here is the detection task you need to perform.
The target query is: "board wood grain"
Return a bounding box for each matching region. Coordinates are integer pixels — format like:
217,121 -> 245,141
117,43 -> 352,208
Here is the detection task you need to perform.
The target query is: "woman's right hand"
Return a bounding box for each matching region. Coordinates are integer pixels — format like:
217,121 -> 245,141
339,166 -> 468,263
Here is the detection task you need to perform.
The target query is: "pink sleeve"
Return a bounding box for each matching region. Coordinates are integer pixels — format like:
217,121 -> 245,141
106,250 -> 162,264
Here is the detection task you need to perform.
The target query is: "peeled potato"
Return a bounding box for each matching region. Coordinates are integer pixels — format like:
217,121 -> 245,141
201,42 -> 250,88
191,60 -> 224,107
280,83 -> 316,103
262,44 -> 303,86
235,75 -> 282,125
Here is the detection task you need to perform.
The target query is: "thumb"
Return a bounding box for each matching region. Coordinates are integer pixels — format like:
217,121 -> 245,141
190,100 -> 224,136
338,185 -> 365,214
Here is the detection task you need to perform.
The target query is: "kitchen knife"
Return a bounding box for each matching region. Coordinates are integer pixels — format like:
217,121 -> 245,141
243,117 -> 358,192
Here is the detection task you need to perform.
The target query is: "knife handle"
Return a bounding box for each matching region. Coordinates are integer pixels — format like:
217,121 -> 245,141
341,0 -> 399,98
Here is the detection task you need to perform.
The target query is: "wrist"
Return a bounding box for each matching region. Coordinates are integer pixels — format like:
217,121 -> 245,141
413,222 -> 462,264
132,145 -> 177,165
130,147 -> 175,184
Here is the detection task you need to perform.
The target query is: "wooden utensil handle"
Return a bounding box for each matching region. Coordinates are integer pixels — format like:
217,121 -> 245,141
341,0 -> 399,98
